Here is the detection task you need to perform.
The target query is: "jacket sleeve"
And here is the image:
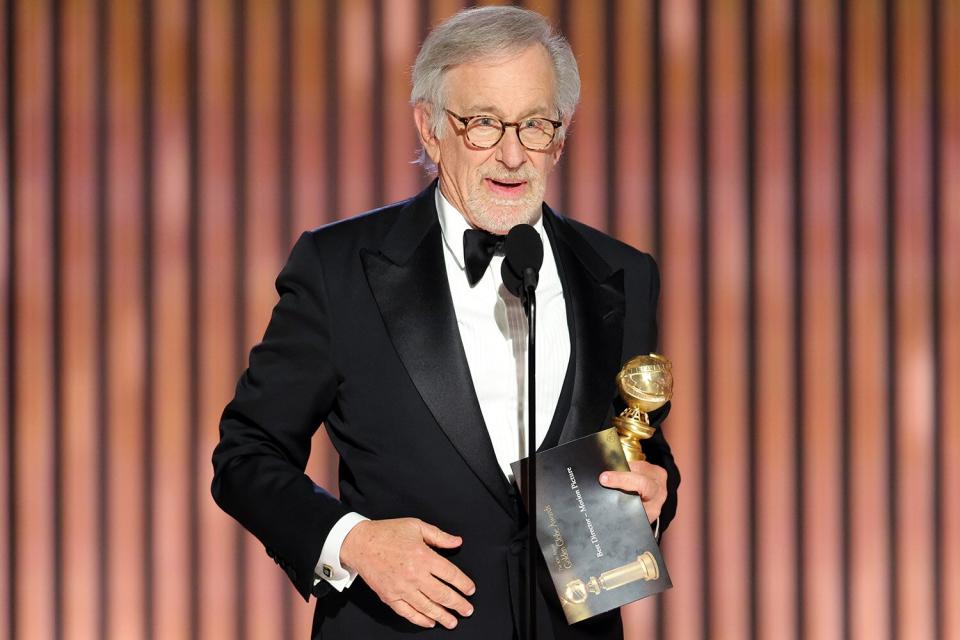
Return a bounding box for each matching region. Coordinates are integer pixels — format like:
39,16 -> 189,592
639,253 -> 681,535
211,231 -> 349,602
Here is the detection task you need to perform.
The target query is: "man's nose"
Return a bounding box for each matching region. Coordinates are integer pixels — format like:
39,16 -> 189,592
495,126 -> 526,169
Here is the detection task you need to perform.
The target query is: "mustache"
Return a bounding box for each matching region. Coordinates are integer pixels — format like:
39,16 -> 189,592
481,171 -> 538,183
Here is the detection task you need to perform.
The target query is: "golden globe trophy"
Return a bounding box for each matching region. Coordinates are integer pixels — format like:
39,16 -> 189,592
561,551 -> 660,607
511,354 -> 674,624
611,354 -> 673,462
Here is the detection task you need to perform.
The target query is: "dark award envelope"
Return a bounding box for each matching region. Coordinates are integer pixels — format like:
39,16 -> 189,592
510,427 -> 672,624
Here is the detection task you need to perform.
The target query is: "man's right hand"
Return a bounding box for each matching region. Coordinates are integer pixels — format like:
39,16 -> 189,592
339,518 -> 476,630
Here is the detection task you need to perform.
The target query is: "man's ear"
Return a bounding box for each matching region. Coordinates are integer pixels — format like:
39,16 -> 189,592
413,103 -> 442,166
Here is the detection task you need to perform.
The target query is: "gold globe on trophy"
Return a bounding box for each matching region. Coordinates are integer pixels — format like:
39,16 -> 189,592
612,354 -> 673,462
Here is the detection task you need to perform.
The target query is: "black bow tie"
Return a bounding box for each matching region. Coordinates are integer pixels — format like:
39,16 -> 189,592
463,228 -> 505,286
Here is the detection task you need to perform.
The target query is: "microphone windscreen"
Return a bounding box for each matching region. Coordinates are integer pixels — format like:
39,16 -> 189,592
501,224 -> 544,297
504,224 -> 544,273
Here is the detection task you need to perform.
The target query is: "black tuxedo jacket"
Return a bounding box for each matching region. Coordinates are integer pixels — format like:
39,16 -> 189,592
212,183 -> 680,639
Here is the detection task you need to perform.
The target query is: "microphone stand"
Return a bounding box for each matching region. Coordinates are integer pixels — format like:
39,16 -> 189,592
521,273 -> 537,640
501,224 -> 543,640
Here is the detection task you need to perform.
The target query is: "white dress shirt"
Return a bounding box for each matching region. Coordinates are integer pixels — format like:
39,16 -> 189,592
314,186 -> 571,591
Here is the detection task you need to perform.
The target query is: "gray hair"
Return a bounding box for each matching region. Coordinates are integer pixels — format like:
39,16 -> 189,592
411,6 -> 581,171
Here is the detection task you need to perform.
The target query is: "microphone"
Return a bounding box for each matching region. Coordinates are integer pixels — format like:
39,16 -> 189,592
500,223 -> 543,640
500,224 -> 544,305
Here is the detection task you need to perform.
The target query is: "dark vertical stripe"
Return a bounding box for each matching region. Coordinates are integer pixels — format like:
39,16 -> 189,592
928,0 -> 943,637
882,0 -> 899,635
140,0 -> 156,637
603,0 -> 616,236
231,1 -> 248,637
50,0 -> 64,637
279,0 -> 293,250
695,1 -> 710,639
417,0 -> 429,54
649,0 -> 662,264
743,0 -> 759,638
4,0 -> 15,637
323,0 -> 339,221
94,0 -> 110,637
277,2 -> 296,634
556,0 -> 569,215
371,0 -> 384,207
186,0 -> 201,638
836,0 -> 852,637
790,2 -> 806,639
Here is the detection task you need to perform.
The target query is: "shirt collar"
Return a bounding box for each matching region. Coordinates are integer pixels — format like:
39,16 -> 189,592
435,183 -> 547,272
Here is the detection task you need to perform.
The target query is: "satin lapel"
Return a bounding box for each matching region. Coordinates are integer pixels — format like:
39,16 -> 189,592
544,211 -> 626,444
360,187 -> 514,516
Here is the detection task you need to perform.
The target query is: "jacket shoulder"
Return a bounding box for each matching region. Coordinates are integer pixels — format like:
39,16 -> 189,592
303,196 -> 415,251
560,216 -> 657,274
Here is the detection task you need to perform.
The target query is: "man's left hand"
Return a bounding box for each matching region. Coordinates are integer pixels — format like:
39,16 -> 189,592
598,460 -> 668,523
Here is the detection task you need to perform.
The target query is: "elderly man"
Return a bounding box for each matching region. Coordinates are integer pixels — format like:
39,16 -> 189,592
212,6 -> 679,639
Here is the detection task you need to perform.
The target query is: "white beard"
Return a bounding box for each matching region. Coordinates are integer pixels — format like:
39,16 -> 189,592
463,175 -> 545,234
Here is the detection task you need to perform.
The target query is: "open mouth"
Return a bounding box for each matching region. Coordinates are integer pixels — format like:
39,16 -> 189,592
485,178 -> 527,196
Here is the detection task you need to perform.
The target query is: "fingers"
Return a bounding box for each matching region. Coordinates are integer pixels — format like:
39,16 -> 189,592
392,557 -> 474,631
420,575 -> 475,618
406,589 -> 461,630
599,462 -> 668,522
430,555 -> 476,598
418,520 -> 463,549
389,600 -> 438,629
599,470 -> 654,496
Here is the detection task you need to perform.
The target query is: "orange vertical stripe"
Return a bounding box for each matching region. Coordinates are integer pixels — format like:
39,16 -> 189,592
61,0 -> 98,637
566,1 -> 605,231
707,2 -> 751,638
847,2 -> 890,638
892,1 -> 935,639
292,0 -> 327,233
613,0 -> 654,252
755,1 -> 798,638
242,1 -> 289,637
106,1 -> 146,636
429,0 -> 465,28
338,0 -> 375,218
152,0 -> 192,636
383,0 -> 422,203
937,1 -> 960,638
197,1 -> 241,637
13,2 -> 54,638
800,2 -> 843,638
0,0 -> 7,638
0,0 -> 10,631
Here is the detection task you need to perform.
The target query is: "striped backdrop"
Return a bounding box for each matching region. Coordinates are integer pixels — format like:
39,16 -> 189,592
2,1 -> 958,639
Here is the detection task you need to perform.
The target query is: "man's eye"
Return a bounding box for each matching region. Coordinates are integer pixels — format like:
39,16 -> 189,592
473,117 -> 500,127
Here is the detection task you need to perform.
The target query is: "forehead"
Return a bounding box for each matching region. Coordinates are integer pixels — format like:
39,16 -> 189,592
444,44 -> 556,117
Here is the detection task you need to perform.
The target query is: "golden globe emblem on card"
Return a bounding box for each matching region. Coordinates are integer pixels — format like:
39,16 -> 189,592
561,551 -> 661,606
612,354 -> 673,462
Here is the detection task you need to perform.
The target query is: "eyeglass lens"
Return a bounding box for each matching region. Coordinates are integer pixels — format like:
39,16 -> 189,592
465,117 -> 556,150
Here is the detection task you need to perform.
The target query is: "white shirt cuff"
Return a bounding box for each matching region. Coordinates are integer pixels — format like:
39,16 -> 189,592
313,512 -> 369,592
